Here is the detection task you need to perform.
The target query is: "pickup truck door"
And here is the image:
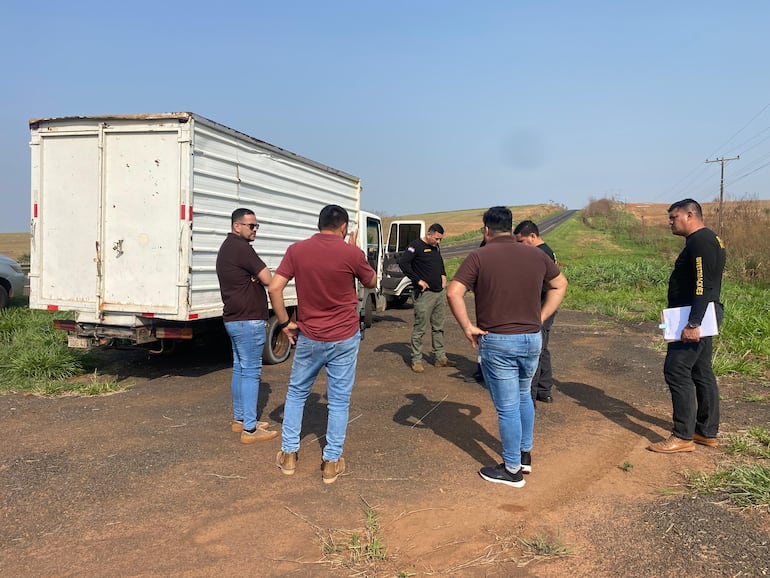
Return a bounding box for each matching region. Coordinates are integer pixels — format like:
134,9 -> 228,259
382,220 -> 425,297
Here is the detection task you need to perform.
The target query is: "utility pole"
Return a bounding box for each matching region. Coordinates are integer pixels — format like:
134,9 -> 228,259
705,156 -> 739,236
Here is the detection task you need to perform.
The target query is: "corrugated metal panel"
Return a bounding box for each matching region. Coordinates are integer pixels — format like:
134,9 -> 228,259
189,116 -> 361,314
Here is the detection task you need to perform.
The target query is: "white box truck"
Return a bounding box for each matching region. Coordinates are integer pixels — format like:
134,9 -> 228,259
29,112 -> 385,363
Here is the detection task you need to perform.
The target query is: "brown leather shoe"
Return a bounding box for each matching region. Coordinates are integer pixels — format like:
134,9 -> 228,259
411,362 -> 425,373
276,451 -> 298,475
322,457 -> 346,484
232,421 -> 269,432
240,428 -> 279,444
648,435 -> 695,453
434,357 -> 456,367
693,432 -> 719,447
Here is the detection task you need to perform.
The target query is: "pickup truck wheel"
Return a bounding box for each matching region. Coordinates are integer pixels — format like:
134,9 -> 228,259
263,315 -> 292,365
364,295 -> 374,328
0,286 -> 8,309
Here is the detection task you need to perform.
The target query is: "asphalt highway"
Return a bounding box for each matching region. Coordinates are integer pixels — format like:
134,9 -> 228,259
440,209 -> 577,259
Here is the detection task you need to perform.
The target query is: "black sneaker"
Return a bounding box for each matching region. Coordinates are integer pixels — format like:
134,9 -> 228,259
479,463 -> 525,488
521,451 -> 532,474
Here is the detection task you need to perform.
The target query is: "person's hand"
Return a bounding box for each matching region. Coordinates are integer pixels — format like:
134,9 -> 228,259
462,324 -> 488,348
282,321 -> 300,345
418,280 -> 429,291
347,227 -> 358,246
680,325 -> 701,343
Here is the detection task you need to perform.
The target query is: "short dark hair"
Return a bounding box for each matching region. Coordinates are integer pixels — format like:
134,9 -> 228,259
482,206 -> 512,234
318,204 -> 349,231
428,223 -> 444,235
513,219 -> 539,236
667,198 -> 703,219
231,208 -> 255,224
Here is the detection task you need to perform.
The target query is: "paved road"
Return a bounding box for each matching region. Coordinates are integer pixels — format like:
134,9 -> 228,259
440,209 -> 577,259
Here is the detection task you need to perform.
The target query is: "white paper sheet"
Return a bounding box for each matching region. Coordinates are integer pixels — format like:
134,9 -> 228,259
660,302 -> 719,342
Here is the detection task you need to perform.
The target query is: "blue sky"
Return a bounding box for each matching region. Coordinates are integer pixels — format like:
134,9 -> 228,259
2,1 -> 769,232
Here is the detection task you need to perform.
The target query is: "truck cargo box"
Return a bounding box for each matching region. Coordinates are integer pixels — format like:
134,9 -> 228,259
29,112 -> 382,361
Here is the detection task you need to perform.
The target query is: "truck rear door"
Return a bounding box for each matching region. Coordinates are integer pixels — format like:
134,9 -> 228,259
100,128 -> 181,313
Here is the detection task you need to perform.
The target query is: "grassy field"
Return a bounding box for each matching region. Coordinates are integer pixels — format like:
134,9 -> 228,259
0,232 -> 30,261
546,212 -> 769,380
382,203 -> 563,244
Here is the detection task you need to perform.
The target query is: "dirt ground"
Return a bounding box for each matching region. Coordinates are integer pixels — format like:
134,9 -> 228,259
1,302 -> 769,577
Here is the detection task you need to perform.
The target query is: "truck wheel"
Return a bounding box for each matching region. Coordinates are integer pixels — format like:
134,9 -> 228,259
364,295 -> 374,328
0,286 -> 8,309
263,315 -> 292,365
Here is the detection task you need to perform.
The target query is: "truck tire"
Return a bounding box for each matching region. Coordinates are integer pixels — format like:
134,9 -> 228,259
263,315 -> 292,365
364,294 -> 374,328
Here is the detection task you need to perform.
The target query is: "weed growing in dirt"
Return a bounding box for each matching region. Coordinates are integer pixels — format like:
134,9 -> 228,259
685,464 -> 770,507
286,498 -> 392,575
743,391 -> 770,402
349,501 -> 387,564
726,427 -> 770,459
30,370 -> 126,397
620,460 -> 634,472
520,533 -> 574,558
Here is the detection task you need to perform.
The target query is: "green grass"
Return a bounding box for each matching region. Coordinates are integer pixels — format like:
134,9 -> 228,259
685,464 -> 770,507
726,427 -> 770,459
0,300 -> 128,395
445,212 -> 769,379
684,429 -> 770,508
546,213 -> 770,379
520,533 -> 573,558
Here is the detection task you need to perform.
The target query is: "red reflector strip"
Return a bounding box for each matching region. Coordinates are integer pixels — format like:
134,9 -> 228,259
47,305 -> 59,311
156,327 -> 194,339
188,205 -> 193,221
180,204 -> 186,220
53,319 -> 78,331
188,313 -> 199,320
34,203 -> 39,218
141,313 -> 156,318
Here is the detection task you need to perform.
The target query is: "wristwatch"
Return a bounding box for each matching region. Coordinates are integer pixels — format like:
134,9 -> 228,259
686,321 -> 700,329
277,319 -> 291,330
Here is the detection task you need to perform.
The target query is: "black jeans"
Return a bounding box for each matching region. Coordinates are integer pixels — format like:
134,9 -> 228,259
663,336 -> 720,439
531,312 -> 555,399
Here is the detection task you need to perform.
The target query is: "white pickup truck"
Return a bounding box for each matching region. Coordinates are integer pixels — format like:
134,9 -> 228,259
381,220 -> 425,307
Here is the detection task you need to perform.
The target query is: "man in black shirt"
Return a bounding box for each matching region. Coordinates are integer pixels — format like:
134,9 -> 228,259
649,199 -> 726,453
515,220 -> 558,404
399,223 -> 452,373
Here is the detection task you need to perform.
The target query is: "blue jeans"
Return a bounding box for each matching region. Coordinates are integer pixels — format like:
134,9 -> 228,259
281,332 -> 360,461
479,332 -> 542,470
224,320 -> 266,431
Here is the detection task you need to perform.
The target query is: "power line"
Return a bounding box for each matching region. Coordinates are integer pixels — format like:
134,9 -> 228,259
663,102 -> 770,202
706,102 -> 770,159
